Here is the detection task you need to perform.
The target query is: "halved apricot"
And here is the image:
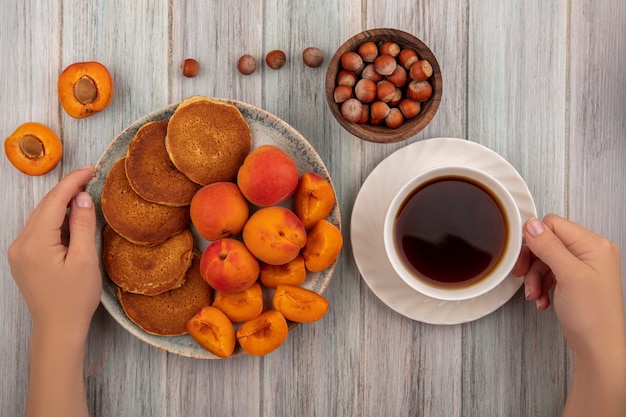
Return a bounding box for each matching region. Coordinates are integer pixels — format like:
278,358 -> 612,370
58,61 -> 114,118
294,172 -> 336,228
236,310 -> 288,356
4,122 -> 62,176
273,284 -> 329,323
187,306 -> 236,358
259,255 -> 306,288
301,219 -> 343,272
212,282 -> 264,322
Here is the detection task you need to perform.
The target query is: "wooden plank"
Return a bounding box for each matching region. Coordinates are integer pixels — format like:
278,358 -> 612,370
465,1 -> 569,416
0,2 -> 62,417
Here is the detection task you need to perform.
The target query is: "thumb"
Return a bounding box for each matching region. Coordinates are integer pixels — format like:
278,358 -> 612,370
66,192 -> 98,259
523,217 -> 582,279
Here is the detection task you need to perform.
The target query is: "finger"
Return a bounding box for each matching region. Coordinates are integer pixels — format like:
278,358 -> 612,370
66,192 -> 97,260
522,217 -> 583,279
542,213 -> 608,260
512,245 -> 532,277
27,165 -> 95,232
523,258 -> 551,301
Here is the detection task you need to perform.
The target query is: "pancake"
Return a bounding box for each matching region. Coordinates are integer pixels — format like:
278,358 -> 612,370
118,252 -> 213,336
165,96 -> 251,185
125,120 -> 201,206
101,157 -> 190,245
102,224 -> 194,295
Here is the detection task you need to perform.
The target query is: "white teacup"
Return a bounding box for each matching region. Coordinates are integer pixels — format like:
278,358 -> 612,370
383,166 -> 522,301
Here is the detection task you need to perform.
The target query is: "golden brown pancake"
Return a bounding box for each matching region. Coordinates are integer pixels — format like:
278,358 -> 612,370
165,96 -> 252,185
125,120 -> 201,206
118,252 -> 212,336
102,225 -> 194,296
101,157 -> 190,245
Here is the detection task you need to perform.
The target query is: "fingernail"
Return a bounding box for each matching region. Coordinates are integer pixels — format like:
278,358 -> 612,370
524,285 -> 531,299
527,218 -> 545,237
535,299 -> 543,310
75,192 -> 93,208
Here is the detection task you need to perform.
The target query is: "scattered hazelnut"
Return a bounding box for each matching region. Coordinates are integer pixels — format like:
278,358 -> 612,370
266,50 -> 287,70
303,47 -> 324,68
181,58 -> 200,78
237,54 -> 257,75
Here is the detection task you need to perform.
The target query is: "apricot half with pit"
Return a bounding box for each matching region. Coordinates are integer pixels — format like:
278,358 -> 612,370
4,122 -> 62,176
187,306 -> 236,358
273,284 -> 329,323
301,219 -> 343,272
200,238 -> 260,293
58,61 -> 114,118
242,206 -> 307,265
237,144 -> 299,207
294,172 -> 336,228
236,310 -> 289,356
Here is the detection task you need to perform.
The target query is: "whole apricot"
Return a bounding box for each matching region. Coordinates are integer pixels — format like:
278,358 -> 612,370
273,284 -> 329,323
237,144 -> 299,207
187,306 -> 236,358
242,206 -> 307,265
213,282 -> 264,322
259,255 -> 307,288
200,238 -> 260,293
294,172 -> 336,228
190,182 -> 249,241
302,219 -> 343,272
236,310 -> 289,356
4,122 -> 62,176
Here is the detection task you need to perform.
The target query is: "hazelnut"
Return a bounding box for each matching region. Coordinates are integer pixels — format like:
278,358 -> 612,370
303,47 -> 324,68
398,49 -> 419,70
340,51 -> 364,72
370,101 -> 390,120
357,104 -> 370,124
341,98 -> 364,123
388,87 -> 403,107
376,80 -> 396,103
360,64 -> 383,83
399,98 -> 421,119
386,65 -> 408,87
357,41 -> 379,62
336,70 -> 358,87
384,108 -> 404,129
379,41 -> 401,57
406,80 -> 433,102
237,54 -> 257,75
354,79 -> 377,103
266,50 -> 286,70
181,58 -> 200,78
333,84 -> 353,104
409,59 -> 433,81
373,54 -> 396,76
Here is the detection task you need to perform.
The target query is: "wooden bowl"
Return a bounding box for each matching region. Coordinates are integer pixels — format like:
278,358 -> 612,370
325,28 -> 443,144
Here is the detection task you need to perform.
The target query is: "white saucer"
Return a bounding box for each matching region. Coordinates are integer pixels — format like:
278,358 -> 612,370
351,138 -> 537,325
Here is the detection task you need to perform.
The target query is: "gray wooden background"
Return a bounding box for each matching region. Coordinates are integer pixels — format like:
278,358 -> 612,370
1,1 -> 624,416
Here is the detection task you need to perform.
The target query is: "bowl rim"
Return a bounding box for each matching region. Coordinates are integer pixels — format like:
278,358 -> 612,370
325,28 -> 443,144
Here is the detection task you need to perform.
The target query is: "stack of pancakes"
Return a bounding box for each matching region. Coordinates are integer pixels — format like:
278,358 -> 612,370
101,96 -> 252,336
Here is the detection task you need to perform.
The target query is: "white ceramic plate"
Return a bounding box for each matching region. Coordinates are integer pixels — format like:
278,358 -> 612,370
351,137 -> 536,325
86,99 -> 340,358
